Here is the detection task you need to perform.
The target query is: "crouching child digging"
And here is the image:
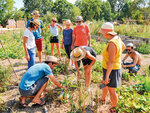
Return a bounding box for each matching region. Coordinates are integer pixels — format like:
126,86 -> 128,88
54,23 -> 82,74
19,56 -> 65,107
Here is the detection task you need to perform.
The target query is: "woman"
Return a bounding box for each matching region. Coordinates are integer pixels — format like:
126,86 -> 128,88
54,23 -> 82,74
49,17 -> 63,60
70,46 -> 96,90
23,19 -> 40,69
99,22 -> 125,112
61,20 -> 74,67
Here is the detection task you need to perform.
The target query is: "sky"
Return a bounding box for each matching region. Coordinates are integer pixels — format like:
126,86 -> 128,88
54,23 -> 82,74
14,0 -> 76,9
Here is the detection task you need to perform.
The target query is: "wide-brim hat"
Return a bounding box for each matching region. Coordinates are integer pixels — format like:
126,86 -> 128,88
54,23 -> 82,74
99,22 -> 117,35
126,43 -> 135,48
31,10 -> 40,16
30,19 -> 40,26
70,47 -> 86,61
44,56 -> 59,65
76,16 -> 83,21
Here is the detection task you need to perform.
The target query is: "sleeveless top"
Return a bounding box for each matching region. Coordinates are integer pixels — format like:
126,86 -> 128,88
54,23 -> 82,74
50,25 -> 58,36
102,36 -> 123,70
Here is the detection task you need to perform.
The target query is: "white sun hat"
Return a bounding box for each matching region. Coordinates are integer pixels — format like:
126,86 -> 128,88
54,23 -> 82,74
70,47 -> 86,61
99,22 -> 117,35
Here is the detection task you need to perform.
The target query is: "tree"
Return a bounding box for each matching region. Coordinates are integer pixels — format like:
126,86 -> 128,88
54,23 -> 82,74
101,1 -> 112,21
23,0 -> 53,16
0,0 -> 14,26
75,0 -> 102,21
52,0 -> 81,22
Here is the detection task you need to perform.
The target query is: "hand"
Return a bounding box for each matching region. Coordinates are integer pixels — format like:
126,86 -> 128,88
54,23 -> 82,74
88,43 -> 91,47
71,45 -> 74,50
122,64 -> 125,68
61,44 -> 63,49
101,78 -> 110,85
26,54 -> 30,61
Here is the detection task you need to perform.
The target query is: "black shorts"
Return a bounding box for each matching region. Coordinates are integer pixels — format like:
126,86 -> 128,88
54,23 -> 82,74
103,68 -> 122,88
50,36 -> 59,43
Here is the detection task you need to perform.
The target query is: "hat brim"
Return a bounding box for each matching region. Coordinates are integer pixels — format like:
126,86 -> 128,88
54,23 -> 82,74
70,47 -> 86,61
31,13 -> 40,16
30,21 -> 40,27
44,61 -> 59,65
98,30 -> 117,35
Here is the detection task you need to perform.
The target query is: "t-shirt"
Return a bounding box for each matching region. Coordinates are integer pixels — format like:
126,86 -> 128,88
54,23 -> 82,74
23,28 -> 36,49
19,63 -> 53,90
49,24 -> 58,36
63,28 -> 73,45
73,24 -> 90,46
26,19 -> 43,39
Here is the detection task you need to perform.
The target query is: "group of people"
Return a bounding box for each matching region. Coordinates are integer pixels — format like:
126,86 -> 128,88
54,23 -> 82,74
20,10 -> 141,112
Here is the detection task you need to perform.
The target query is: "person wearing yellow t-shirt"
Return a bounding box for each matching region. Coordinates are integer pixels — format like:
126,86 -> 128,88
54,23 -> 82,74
98,22 -> 125,112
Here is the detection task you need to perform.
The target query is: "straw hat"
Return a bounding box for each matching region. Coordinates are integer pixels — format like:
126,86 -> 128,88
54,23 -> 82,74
99,22 -> 117,35
70,47 -> 86,61
76,16 -> 83,21
44,56 -> 59,64
31,10 -> 40,16
51,17 -> 57,22
30,19 -> 40,26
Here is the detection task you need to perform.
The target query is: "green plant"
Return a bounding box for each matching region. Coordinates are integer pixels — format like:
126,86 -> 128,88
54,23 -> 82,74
136,43 -> 150,54
0,65 -> 12,92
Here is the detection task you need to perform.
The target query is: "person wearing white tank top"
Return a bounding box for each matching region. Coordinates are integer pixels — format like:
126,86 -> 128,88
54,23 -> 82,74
48,17 -> 63,60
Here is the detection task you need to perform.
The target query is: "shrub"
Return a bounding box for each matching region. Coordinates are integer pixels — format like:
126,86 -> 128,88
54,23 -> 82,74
0,65 -> 12,92
136,43 -> 150,54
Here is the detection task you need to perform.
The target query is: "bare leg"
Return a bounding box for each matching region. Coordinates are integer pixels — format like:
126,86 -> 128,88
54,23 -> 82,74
84,66 -> 92,88
37,51 -> 42,63
51,43 -> 54,56
108,87 -> 118,108
32,81 -> 49,104
101,86 -> 108,100
56,43 -> 61,60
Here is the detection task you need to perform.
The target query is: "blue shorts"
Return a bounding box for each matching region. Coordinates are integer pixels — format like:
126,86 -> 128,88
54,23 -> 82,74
123,62 -> 140,73
19,77 -> 49,97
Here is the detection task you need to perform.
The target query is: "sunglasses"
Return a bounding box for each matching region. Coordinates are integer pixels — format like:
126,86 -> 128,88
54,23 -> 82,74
76,21 -> 82,23
126,49 -> 131,51
52,20 -> 56,22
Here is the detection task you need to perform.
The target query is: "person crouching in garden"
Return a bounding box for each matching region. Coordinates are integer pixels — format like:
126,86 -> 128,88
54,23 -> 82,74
122,43 -> 141,75
19,56 -> 65,107
61,19 -> 74,68
48,17 -> 63,60
70,46 -> 96,90
23,19 -> 40,69
99,22 -> 125,112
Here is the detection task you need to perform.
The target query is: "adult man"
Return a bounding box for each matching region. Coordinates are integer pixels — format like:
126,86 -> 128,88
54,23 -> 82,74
26,10 -> 44,63
122,43 -> 141,74
19,56 -> 65,107
71,16 -> 91,50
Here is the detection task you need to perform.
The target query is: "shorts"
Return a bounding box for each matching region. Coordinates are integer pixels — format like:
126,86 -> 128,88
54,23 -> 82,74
103,68 -> 122,88
123,62 -> 140,73
64,45 -> 72,59
35,37 -> 43,51
19,77 -> 49,97
50,36 -> 59,43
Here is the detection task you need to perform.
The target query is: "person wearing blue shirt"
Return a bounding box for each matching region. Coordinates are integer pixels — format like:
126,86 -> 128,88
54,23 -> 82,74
61,20 -> 74,67
26,10 -> 44,63
19,56 -> 65,107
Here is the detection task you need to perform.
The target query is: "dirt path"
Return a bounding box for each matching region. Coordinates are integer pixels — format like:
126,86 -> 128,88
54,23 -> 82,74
0,54 -> 149,113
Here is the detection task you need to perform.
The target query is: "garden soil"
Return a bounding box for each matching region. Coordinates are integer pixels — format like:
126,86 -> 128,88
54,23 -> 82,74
0,54 -> 149,113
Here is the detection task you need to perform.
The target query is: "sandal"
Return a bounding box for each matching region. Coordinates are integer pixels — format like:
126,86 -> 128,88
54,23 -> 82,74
109,107 -> 116,113
19,103 -> 29,108
32,100 -> 46,107
93,98 -> 105,104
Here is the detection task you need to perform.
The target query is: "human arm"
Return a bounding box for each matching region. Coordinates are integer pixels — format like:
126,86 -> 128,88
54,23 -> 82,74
57,24 -> 63,32
86,51 -> 96,68
48,75 -> 65,89
104,42 -> 116,84
74,61 -> 81,80
122,54 -> 129,63
71,34 -> 75,50
87,32 -> 91,47
122,41 -> 126,52
23,36 -> 30,61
